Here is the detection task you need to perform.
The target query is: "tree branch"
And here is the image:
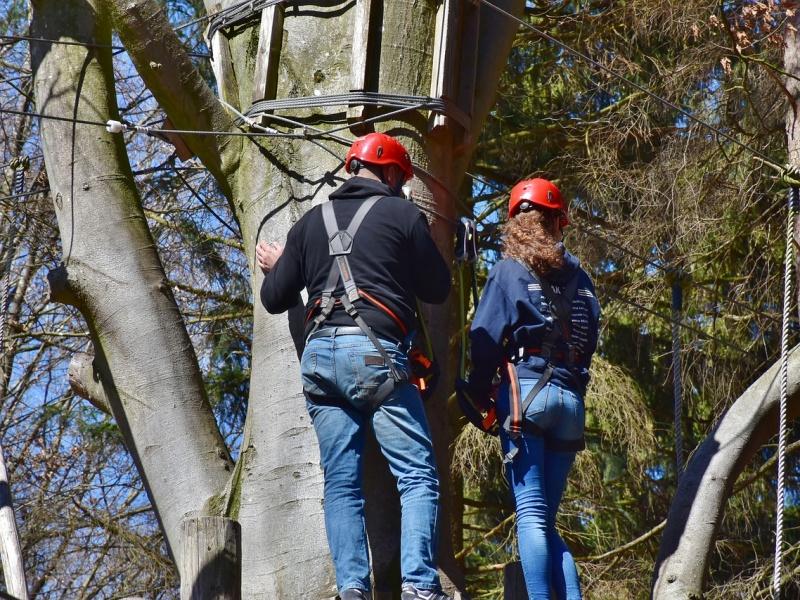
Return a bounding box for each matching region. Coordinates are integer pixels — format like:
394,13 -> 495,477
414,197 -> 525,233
68,351 -> 111,415
652,344 -> 800,598
106,0 -> 239,201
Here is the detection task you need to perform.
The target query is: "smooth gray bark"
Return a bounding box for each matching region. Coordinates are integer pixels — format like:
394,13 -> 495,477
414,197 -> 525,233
30,0 -> 233,566
652,345 -> 800,598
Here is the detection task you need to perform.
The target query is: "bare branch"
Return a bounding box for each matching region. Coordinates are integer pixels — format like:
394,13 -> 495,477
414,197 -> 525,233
106,0 -> 239,201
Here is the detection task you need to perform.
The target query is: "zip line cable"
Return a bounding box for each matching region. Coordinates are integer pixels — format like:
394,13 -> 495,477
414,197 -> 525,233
0,159 -> 27,362
475,0 -> 789,178
773,186 -> 797,599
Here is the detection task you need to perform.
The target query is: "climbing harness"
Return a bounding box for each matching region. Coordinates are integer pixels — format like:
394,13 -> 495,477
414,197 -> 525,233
772,185 -> 797,600
305,196 -> 414,408
500,266 -> 584,462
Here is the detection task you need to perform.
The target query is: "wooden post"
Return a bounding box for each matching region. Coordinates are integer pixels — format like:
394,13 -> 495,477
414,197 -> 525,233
205,4 -> 239,109
456,0 -> 480,144
503,561 -> 526,600
348,0 -> 376,125
429,0 -> 458,131
180,516 -> 241,600
251,6 -> 285,105
0,444 -> 28,600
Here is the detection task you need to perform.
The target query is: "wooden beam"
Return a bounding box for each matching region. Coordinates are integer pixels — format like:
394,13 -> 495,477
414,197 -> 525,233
207,32 -> 239,109
429,0 -> 458,131
457,0 -> 480,138
348,0 -> 376,124
251,6 -> 285,104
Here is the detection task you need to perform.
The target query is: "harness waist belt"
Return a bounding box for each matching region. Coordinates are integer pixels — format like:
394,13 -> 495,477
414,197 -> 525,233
307,326 -> 365,342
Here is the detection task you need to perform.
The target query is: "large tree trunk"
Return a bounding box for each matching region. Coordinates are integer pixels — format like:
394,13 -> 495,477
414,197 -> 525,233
30,0 -> 233,566
651,345 -> 800,598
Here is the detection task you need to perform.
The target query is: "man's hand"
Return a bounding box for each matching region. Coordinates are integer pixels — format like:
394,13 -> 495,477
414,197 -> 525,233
256,241 -> 284,274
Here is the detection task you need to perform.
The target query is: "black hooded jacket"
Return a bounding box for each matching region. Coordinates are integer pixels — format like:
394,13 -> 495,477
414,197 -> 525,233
261,177 -> 451,342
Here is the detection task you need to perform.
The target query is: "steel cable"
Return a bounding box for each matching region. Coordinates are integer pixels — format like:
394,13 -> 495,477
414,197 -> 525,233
773,185 -> 797,599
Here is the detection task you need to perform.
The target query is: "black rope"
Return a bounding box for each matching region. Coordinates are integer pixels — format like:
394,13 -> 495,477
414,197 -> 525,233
205,0 -> 292,43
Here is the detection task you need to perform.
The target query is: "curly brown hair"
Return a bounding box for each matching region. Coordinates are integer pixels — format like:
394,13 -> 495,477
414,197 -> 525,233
502,209 -> 565,276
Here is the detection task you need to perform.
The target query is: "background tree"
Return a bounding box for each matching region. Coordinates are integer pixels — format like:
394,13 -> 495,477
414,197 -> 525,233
1,0 -> 799,598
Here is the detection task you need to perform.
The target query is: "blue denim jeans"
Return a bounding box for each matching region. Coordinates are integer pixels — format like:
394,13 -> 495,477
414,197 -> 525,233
497,378 -> 584,600
300,330 -> 441,594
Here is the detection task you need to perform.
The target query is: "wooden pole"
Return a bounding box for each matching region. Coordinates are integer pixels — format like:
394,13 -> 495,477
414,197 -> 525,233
251,6 -> 285,105
0,444 -> 28,600
180,516 -> 241,600
348,0 -> 376,124
429,0 -> 458,131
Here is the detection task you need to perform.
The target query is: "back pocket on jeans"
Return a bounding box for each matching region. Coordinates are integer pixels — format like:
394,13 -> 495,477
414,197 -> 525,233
300,348 -> 332,397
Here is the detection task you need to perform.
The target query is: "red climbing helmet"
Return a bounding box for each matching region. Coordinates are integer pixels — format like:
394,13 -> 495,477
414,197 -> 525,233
345,133 -> 414,183
508,178 -> 569,227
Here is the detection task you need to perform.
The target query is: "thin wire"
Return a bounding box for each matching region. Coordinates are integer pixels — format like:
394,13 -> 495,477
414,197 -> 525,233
476,0 -> 783,172
773,186 -> 796,599
0,35 -> 210,58
170,163 -> 239,236
0,190 -> 48,204
603,288 -> 748,354
0,107 -> 308,139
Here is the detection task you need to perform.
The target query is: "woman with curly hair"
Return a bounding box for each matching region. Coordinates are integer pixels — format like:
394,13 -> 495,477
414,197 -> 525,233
465,179 -> 601,599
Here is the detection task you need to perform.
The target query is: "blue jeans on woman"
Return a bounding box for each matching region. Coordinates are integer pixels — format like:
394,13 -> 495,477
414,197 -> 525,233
300,329 -> 442,595
498,377 -> 585,600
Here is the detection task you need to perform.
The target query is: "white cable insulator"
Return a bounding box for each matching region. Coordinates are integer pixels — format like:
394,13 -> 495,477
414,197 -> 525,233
105,119 -> 125,134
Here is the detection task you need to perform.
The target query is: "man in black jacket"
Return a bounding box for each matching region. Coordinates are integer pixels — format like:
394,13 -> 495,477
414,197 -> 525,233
258,133 -> 451,600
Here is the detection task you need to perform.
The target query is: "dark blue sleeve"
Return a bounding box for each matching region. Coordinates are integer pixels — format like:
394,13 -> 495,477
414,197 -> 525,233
467,264 -> 518,394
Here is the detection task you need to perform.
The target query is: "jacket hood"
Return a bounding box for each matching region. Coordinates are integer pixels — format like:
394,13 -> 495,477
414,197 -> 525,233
329,176 -> 395,201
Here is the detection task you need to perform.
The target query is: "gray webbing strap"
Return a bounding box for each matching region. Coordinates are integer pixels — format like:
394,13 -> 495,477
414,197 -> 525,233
315,196 -> 406,408
311,196 -> 384,332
